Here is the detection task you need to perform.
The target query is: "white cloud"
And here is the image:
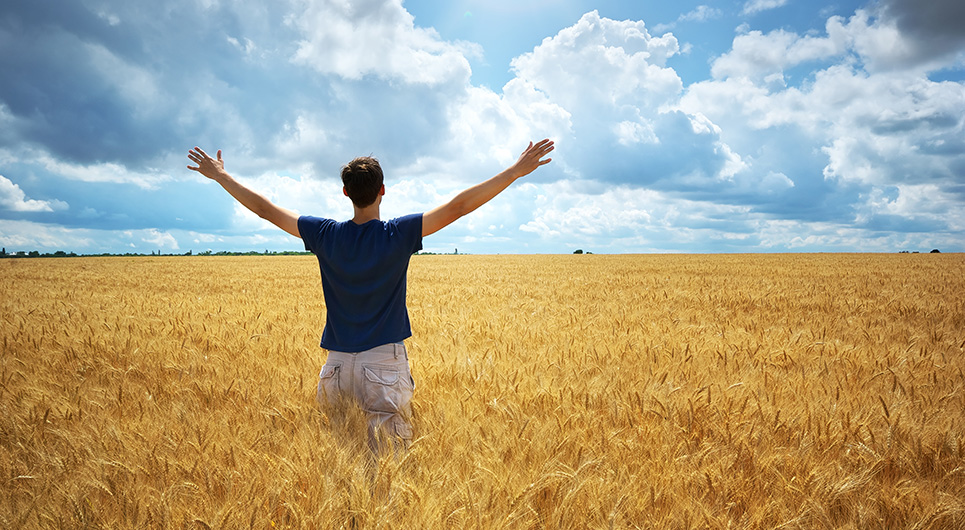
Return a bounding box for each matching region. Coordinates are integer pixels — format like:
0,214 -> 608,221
290,0 -> 477,85
440,82 -> 572,171
742,0 -> 789,16
503,10 -> 748,190
0,175 -> 68,212
679,6 -> 965,246
680,5 -> 723,23
229,171 -> 350,232
0,220 -> 93,250
518,184 -> 661,241
270,114 -> 333,167
830,10 -> 918,73
710,29 -> 843,81
35,155 -> 170,190
655,5 -> 723,33
141,228 -> 179,250
510,10 -> 682,109
614,120 -> 658,146
869,184 -> 965,231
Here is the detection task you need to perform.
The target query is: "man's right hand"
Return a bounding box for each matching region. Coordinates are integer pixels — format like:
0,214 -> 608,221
187,147 -> 301,238
187,147 -> 229,181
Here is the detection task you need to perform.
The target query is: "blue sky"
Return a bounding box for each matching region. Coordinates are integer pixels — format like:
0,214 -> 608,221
1,0 -> 963,254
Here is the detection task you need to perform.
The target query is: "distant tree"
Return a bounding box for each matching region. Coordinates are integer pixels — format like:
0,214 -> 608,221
930,249 -> 941,253
1,247 -> 5,256
573,249 -> 583,254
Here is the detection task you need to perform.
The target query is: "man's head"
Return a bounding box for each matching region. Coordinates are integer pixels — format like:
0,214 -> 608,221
341,156 -> 384,208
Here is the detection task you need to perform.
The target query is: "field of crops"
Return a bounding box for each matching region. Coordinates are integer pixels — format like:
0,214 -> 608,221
2,253 -> 963,529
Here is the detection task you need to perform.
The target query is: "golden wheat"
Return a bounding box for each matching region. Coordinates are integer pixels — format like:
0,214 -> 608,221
1,253 -> 963,529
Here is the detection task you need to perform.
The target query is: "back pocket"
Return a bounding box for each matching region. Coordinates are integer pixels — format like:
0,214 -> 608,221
361,364 -> 412,414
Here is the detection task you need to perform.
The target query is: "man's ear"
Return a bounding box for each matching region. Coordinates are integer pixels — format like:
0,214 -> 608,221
343,187 -> 349,197
379,184 -> 385,196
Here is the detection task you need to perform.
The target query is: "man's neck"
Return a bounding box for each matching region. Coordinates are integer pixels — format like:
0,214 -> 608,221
351,205 -> 380,225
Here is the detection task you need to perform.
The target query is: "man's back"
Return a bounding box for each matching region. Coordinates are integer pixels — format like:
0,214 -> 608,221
298,214 -> 423,353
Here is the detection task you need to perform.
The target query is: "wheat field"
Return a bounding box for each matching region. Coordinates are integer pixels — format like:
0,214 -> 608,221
1,253 -> 963,529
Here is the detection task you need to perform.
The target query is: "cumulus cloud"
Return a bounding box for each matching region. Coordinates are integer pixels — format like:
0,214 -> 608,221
502,10 -> 747,193
710,28 -> 844,81
680,4 -> 965,243
0,175 -> 67,212
290,0 -> 477,85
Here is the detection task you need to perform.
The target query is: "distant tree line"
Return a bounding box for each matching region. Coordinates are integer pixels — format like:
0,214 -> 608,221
0,248 -> 79,258
0,247 -> 312,258
0,247 -> 947,258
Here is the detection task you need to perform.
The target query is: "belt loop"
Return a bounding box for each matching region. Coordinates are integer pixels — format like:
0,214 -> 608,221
394,343 -> 400,359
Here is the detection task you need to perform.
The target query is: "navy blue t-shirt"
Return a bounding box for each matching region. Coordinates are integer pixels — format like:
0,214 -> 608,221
298,213 -> 423,352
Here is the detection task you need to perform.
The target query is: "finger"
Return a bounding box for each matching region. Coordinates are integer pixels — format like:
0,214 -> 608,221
194,147 -> 210,160
530,140 -> 553,158
217,150 -> 222,162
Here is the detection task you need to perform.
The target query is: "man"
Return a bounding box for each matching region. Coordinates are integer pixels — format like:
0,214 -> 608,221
187,140 -> 554,453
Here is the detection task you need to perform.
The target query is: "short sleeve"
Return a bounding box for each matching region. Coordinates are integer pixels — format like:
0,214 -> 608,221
392,213 -> 423,254
298,216 -> 333,253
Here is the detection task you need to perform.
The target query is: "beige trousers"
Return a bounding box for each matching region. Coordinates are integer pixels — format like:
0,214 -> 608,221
317,343 -> 414,453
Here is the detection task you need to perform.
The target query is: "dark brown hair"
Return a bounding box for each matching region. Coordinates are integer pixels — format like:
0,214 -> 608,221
341,156 -> 383,208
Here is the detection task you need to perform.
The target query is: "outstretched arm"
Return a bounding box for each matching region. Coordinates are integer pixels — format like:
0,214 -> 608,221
422,139 -> 554,237
187,147 -> 300,238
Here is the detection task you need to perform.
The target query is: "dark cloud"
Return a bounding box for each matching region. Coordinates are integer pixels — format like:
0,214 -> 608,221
880,0 -> 965,64
1,2 -> 177,166
0,0 -> 306,169
869,112 -> 960,135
